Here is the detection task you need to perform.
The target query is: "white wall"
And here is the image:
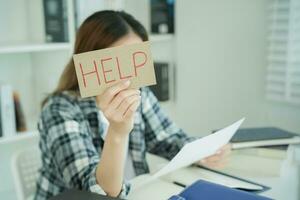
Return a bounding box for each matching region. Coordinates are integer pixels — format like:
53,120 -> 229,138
172,0 -> 300,136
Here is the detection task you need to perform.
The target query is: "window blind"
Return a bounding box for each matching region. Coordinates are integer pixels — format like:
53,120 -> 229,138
266,0 -> 300,104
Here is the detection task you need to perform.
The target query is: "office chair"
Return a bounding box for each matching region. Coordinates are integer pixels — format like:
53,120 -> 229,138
11,146 -> 41,200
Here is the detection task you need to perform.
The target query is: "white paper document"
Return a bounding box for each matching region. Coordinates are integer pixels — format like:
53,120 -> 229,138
151,118 -> 245,180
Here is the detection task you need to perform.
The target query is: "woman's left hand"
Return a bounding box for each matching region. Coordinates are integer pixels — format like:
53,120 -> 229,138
197,144 -> 232,169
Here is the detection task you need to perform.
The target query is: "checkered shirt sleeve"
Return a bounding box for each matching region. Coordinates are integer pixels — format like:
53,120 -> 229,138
38,96 -> 130,198
141,87 -> 197,160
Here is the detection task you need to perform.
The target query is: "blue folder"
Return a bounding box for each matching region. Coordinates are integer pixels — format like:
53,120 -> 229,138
168,180 -> 272,200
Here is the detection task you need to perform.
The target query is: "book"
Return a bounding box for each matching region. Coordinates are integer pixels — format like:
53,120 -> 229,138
49,189 -> 123,200
230,127 -> 300,149
150,0 -> 175,34
0,84 -> 16,137
13,92 -> 27,132
43,0 -> 69,42
149,62 -> 170,101
169,180 -> 272,200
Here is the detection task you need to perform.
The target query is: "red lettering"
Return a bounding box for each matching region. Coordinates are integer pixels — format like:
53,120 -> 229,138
101,58 -> 116,84
133,51 -> 147,77
116,57 -> 132,80
79,61 -> 100,88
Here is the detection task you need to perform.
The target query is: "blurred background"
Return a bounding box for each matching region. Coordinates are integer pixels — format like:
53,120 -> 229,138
0,0 -> 299,136
0,0 -> 299,199
0,0 -> 300,135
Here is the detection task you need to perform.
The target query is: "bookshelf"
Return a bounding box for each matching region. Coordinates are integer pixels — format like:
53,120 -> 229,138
0,0 -> 74,134
0,36 -> 173,54
0,43 -> 71,54
0,1 -> 176,199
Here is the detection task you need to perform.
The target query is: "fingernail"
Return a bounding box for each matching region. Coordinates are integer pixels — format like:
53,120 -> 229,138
201,159 -> 206,163
216,151 -> 222,155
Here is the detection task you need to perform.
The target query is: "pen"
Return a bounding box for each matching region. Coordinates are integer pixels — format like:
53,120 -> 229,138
173,181 -> 186,188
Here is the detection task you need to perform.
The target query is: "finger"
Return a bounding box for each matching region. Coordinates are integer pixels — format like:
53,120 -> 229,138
199,146 -> 230,165
109,89 -> 140,110
99,80 -> 131,107
211,157 -> 229,168
123,98 -> 141,119
200,157 -> 228,169
204,154 -> 223,163
204,161 -> 226,169
219,145 -> 231,158
214,144 -> 231,157
216,149 -> 226,157
104,90 -> 139,117
221,143 -> 232,152
117,95 -> 140,116
210,147 -> 230,160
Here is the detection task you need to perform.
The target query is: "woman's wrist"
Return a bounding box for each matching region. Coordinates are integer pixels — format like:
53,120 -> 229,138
97,126 -> 129,197
108,121 -> 133,136
106,127 -> 130,144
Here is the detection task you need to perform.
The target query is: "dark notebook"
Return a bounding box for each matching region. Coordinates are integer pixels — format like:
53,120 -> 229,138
43,0 -> 69,42
169,180 -> 272,200
49,189 -> 123,200
149,62 -> 170,102
230,127 -> 300,149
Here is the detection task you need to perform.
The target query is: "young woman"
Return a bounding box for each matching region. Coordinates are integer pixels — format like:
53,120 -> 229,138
34,10 -> 230,199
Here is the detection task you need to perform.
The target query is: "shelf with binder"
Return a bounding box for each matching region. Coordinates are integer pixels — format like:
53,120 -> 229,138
0,0 -> 74,50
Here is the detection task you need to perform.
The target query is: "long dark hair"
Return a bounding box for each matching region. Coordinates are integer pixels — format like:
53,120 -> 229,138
43,10 -> 148,105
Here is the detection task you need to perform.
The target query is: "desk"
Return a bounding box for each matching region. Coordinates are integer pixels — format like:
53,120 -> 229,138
1,142 -> 299,200
128,146 -> 300,200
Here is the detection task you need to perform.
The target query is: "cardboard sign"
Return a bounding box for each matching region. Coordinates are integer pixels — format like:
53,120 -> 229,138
73,41 -> 156,98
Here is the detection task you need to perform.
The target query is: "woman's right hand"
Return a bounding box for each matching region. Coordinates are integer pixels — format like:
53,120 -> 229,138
96,80 -> 141,137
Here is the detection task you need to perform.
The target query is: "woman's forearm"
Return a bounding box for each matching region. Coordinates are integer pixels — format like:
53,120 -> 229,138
96,128 -> 129,197
94,81 -> 141,197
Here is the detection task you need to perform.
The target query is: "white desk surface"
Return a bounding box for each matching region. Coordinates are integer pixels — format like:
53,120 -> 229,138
1,147 -> 299,200
128,148 -> 299,200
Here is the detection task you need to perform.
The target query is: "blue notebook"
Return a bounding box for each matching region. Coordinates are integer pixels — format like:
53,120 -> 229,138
169,180 -> 272,200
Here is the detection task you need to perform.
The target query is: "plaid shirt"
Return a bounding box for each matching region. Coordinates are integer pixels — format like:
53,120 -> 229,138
34,87 -> 195,200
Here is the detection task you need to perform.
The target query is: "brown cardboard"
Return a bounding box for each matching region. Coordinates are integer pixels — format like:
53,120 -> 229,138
73,41 -> 156,98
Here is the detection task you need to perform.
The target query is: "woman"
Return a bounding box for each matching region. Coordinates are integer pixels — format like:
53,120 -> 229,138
34,10 -> 230,199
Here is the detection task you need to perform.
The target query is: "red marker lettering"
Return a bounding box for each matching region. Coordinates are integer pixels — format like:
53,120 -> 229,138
101,58 -> 116,84
79,60 -> 100,88
116,57 -> 132,80
133,51 -> 147,77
